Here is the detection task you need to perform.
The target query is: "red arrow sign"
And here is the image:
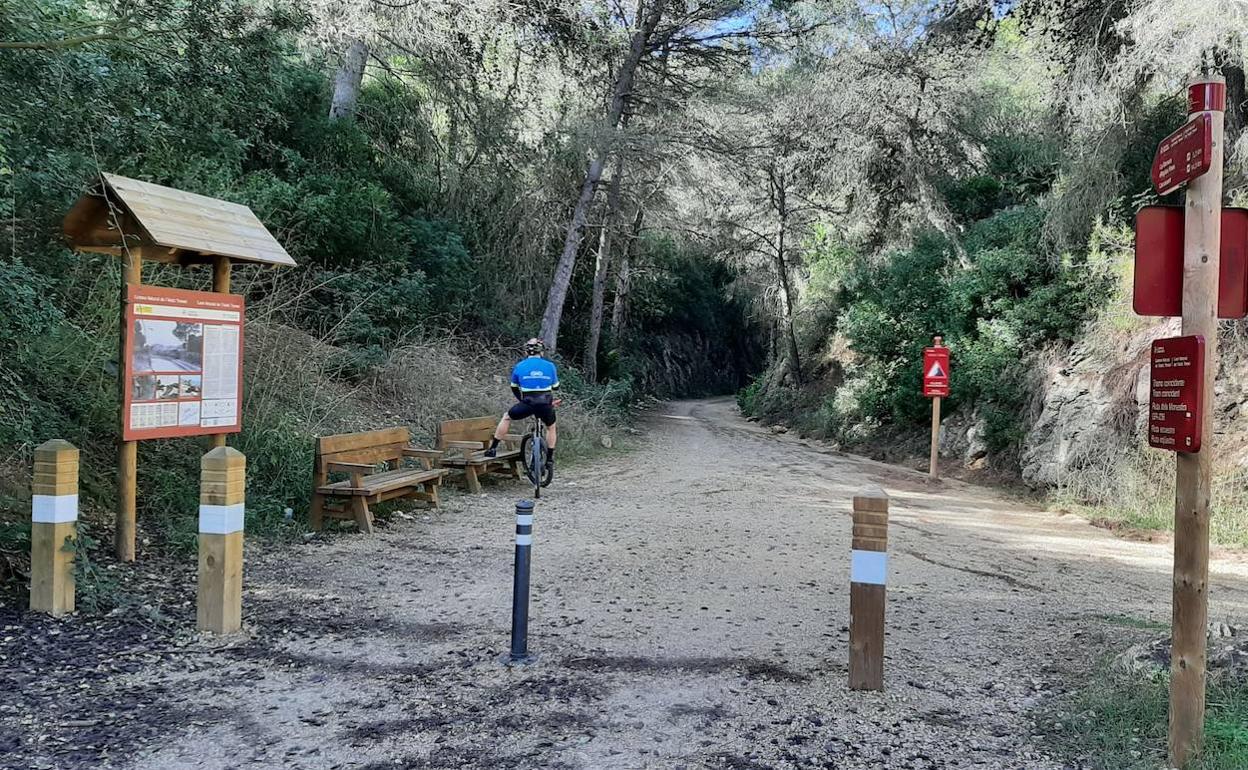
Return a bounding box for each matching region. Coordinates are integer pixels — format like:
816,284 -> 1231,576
1152,113 -> 1212,195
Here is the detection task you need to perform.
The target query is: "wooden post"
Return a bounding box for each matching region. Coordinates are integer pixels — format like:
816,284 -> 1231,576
117,248 -> 142,562
209,256 -> 231,450
849,486 -> 889,691
1170,76 -> 1225,767
30,440 -> 79,616
928,396 -> 941,480
198,447 -> 245,634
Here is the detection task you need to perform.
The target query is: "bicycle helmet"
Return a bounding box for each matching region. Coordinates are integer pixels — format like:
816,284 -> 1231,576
524,337 -> 545,357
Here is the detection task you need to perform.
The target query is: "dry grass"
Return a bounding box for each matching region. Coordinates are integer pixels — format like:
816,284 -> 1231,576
1052,446 -> 1248,548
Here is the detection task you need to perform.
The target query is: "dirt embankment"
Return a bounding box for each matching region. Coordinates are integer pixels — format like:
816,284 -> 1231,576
4,398 -> 1248,769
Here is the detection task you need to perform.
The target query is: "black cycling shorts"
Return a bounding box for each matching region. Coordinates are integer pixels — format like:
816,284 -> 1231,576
508,399 -> 557,426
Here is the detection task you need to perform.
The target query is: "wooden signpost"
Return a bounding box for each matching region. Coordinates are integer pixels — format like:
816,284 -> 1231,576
29,440 -> 79,616
849,486 -> 889,690
198,447 -> 245,634
922,337 -> 950,480
62,174 -> 294,562
1135,76 -> 1225,766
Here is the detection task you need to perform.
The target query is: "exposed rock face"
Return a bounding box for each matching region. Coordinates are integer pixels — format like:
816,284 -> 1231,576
1019,321 -> 1175,488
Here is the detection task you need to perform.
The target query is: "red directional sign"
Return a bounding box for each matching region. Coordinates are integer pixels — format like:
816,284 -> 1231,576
1133,206 -> 1248,318
1148,335 -> 1204,452
1152,113 -> 1212,195
922,346 -> 950,398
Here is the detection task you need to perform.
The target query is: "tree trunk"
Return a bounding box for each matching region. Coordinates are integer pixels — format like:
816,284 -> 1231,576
538,2 -> 665,350
769,168 -> 803,386
585,158 -> 626,383
775,228 -> 803,387
611,206 -> 645,344
329,39 -> 368,121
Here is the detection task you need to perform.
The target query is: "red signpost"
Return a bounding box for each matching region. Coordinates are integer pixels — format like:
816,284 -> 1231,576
922,338 -> 949,479
1148,336 -> 1205,452
1134,76 -> 1226,767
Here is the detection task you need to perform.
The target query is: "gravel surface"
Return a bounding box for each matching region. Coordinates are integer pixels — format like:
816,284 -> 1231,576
4,398 -> 1248,769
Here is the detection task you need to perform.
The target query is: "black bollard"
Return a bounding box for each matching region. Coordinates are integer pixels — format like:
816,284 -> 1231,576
503,499 -> 538,665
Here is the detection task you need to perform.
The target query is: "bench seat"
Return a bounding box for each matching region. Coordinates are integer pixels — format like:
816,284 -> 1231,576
310,427 -> 448,534
316,467 -> 447,497
432,417 -> 523,493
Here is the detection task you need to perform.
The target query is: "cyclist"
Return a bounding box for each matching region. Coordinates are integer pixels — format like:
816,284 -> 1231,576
485,338 -> 559,467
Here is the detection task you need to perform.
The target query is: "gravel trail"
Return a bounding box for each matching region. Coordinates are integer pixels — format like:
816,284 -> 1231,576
6,398 -> 1248,769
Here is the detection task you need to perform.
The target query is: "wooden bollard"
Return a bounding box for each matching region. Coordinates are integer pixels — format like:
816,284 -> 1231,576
30,440 -> 80,616
849,486 -> 889,690
198,447 -> 245,634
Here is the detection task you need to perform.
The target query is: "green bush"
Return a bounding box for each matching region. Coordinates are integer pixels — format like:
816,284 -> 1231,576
812,204 -> 1112,454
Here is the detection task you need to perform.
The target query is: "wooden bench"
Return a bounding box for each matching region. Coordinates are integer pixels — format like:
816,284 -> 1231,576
311,427 -> 448,534
435,416 -> 522,494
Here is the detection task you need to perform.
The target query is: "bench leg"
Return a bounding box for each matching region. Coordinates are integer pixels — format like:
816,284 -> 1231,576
509,459 -> 521,479
350,496 -> 374,535
427,482 -> 440,510
463,465 -> 482,495
310,494 -> 326,531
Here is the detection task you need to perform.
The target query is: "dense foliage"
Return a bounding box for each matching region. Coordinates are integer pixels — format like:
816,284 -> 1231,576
0,0 -> 765,550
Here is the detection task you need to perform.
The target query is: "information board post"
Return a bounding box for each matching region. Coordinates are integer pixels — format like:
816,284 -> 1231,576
1170,75 -> 1225,768
210,256 -> 232,450
922,337 -> 950,480
117,247 -> 143,562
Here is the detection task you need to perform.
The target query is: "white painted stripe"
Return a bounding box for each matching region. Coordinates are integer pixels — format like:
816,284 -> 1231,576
32,494 -> 78,524
199,503 -> 245,534
515,534 -> 532,546
515,514 -> 533,526
850,549 -> 888,585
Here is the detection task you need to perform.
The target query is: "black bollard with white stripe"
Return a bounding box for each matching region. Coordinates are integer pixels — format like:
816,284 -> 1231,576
503,499 -> 538,665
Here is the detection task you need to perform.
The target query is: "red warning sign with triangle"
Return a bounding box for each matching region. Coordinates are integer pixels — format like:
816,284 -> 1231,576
923,346 -> 950,398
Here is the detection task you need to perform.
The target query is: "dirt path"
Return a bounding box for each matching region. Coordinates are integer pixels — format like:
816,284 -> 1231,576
7,398 -> 1248,769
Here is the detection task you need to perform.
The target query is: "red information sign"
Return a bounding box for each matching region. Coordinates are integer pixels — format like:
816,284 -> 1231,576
1152,113 -> 1212,195
1134,206 -> 1248,318
1148,335 -> 1204,452
122,285 -> 244,441
922,346 -> 950,398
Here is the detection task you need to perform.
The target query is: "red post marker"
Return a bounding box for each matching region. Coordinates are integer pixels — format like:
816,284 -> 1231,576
922,337 -> 949,479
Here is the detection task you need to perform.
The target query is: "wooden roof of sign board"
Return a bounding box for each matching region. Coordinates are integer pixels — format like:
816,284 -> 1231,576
63,173 -> 296,267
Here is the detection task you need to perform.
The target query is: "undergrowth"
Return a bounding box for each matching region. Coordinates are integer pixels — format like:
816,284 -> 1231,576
1053,665 -> 1248,769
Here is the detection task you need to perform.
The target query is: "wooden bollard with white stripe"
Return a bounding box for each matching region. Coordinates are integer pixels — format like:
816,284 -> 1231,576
30,440 -> 79,616
198,447 -> 245,634
849,486 -> 889,691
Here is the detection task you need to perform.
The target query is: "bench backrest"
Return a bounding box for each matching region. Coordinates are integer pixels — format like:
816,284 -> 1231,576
436,416 -> 496,449
315,427 -> 411,471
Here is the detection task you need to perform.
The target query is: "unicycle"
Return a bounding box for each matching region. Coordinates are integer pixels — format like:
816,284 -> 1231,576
520,415 -> 554,498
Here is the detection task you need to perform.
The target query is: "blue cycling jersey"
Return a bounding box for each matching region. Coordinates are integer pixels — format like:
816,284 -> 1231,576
511,356 -> 559,393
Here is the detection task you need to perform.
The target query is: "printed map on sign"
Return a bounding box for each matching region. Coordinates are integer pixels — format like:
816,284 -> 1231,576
123,285 -> 244,440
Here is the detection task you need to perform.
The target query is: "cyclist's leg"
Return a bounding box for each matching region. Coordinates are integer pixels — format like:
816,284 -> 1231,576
539,406 -> 557,460
489,403 -> 530,456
